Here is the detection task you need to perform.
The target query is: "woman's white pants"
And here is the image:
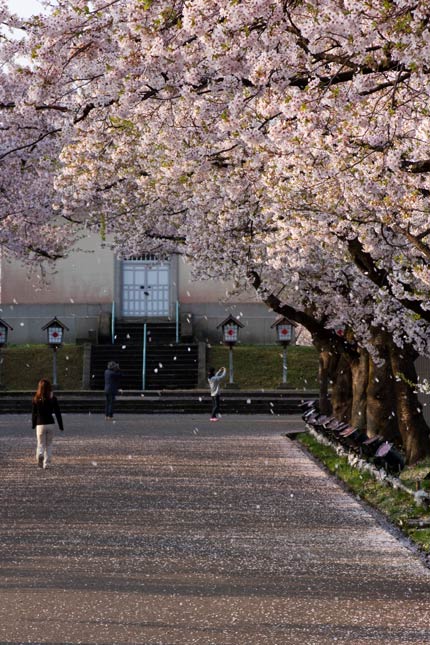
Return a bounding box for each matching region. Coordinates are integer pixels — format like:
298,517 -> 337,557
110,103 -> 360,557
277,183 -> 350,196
36,425 -> 55,467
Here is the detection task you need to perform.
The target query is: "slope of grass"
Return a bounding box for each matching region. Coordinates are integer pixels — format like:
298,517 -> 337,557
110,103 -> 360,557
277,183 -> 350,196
207,344 -> 319,390
0,343 -> 319,391
1,344 -> 84,390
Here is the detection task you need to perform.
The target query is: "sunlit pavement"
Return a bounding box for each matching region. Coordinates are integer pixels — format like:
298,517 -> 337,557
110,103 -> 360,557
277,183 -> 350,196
1,413 -> 430,645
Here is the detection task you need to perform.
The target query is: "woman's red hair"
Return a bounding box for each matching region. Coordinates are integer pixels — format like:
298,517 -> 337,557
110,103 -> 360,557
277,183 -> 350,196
33,378 -> 52,403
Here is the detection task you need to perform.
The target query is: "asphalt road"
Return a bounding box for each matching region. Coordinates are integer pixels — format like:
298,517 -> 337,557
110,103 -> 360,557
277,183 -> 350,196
1,413 -> 430,645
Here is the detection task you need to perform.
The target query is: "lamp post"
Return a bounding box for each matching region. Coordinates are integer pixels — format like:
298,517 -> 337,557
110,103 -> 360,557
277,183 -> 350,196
0,319 -> 13,389
271,317 -> 296,389
42,317 -> 69,388
216,314 -> 244,389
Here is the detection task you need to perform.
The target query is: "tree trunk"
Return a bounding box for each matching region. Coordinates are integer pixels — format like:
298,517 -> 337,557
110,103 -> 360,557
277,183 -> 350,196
318,349 -> 333,415
350,349 -> 369,430
366,332 -> 399,440
331,353 -> 352,422
389,341 -> 430,464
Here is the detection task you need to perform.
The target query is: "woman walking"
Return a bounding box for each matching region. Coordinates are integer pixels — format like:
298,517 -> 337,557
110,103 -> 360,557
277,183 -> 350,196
32,378 -> 64,469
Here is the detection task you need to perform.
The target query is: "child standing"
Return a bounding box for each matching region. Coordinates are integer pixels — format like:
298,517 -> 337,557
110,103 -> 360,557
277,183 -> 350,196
208,366 -> 226,421
32,378 -> 64,469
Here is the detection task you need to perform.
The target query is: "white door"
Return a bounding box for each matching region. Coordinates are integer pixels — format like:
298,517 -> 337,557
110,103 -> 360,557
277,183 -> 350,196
122,256 -> 170,316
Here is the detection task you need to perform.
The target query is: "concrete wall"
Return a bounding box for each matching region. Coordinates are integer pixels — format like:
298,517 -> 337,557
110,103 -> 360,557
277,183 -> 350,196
177,257 -> 259,304
180,302 -> 279,344
2,235 -> 114,305
1,235 -> 114,344
177,259 -> 276,343
0,303 -> 110,345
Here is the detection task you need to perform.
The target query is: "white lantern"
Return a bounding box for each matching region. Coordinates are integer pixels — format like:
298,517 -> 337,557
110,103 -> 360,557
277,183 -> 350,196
217,314 -> 244,346
42,317 -> 69,346
271,317 -> 296,346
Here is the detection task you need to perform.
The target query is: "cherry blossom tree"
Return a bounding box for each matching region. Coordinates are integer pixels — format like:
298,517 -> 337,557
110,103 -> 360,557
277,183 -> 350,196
0,1 -> 82,260
2,0 -> 430,461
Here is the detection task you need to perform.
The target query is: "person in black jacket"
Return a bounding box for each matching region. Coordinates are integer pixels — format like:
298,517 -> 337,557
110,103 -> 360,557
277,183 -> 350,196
32,378 -> 64,469
104,361 -> 122,419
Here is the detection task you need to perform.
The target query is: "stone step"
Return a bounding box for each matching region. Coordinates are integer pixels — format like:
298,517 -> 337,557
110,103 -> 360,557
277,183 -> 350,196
0,391 -> 316,414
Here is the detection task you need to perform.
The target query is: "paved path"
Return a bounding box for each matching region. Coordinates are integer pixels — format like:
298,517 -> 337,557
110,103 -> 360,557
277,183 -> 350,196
1,413 -> 430,645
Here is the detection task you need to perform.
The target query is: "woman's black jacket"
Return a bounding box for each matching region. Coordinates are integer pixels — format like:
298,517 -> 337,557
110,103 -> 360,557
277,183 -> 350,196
32,396 -> 64,430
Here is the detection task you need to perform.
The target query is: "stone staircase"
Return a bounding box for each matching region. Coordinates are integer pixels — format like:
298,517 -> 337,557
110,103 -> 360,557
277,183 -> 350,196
90,321 -> 199,390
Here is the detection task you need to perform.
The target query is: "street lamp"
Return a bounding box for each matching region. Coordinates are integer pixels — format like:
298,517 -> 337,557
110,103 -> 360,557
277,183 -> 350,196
0,319 -> 13,389
42,317 -> 69,387
271,316 -> 296,388
216,314 -> 244,388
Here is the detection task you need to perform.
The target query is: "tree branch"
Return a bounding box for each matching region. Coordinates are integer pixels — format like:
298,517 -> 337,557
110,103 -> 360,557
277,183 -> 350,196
249,269 -> 357,356
347,237 -> 430,322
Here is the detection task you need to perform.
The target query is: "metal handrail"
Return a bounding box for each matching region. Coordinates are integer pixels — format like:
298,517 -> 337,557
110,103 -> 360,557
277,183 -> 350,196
142,322 -> 147,390
111,301 -> 115,344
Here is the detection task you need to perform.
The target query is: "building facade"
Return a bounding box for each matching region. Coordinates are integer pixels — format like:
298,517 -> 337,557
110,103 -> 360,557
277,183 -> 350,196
1,235 -> 278,345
